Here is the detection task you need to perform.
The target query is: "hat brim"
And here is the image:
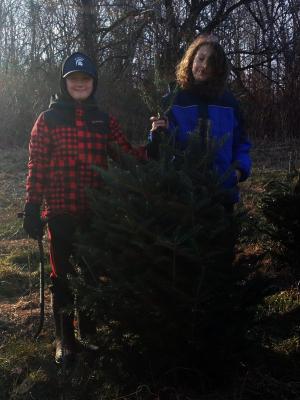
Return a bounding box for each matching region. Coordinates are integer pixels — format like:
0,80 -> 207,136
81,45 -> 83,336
62,70 -> 96,79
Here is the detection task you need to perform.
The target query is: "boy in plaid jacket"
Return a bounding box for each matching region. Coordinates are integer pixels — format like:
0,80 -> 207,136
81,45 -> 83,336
23,52 -> 146,364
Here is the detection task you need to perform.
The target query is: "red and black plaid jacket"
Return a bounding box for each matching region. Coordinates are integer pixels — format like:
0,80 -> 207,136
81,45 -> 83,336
26,104 -> 146,217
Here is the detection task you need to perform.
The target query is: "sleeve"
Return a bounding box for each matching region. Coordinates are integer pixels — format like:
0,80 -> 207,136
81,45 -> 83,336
107,115 -> 147,162
26,113 -> 52,205
232,99 -> 252,182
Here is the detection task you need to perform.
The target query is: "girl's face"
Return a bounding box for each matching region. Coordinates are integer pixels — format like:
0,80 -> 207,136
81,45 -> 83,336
66,72 -> 94,101
192,44 -> 214,82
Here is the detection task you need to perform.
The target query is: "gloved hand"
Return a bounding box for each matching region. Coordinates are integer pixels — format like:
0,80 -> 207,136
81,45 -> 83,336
23,203 -> 44,239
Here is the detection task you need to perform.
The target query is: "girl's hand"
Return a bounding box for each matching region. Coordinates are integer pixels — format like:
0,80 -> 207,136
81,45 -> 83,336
150,116 -> 169,132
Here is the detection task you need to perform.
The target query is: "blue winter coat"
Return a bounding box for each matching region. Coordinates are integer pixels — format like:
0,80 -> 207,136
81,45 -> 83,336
149,88 -> 252,203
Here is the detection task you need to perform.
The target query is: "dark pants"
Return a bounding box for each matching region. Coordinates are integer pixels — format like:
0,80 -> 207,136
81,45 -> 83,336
48,214 -> 80,279
48,214 -> 96,339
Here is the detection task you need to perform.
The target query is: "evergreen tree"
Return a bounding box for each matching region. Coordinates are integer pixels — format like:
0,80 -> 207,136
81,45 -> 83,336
75,126 -> 240,383
260,171 -> 300,279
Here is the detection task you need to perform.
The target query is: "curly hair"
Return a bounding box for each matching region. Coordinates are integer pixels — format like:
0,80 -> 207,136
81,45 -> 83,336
176,34 -> 229,93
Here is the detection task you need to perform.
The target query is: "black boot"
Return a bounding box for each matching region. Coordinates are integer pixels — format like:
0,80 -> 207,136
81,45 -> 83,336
51,284 -> 77,365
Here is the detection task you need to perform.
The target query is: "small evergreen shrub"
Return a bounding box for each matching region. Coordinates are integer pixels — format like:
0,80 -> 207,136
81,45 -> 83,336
259,171 -> 300,278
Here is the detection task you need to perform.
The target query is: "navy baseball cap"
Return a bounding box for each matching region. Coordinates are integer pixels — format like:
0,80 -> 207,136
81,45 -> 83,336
62,52 -> 97,79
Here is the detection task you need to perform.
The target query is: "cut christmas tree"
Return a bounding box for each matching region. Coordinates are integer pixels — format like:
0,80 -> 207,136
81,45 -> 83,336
75,126 -> 241,382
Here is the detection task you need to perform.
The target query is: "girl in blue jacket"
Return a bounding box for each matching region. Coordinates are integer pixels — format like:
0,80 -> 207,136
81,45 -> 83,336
149,34 -> 251,209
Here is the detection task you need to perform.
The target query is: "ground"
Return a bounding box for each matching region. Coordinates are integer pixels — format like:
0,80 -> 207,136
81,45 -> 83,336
0,147 -> 299,400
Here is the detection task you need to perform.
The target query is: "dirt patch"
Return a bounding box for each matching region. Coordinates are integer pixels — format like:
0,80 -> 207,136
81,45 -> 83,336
0,290 -> 53,343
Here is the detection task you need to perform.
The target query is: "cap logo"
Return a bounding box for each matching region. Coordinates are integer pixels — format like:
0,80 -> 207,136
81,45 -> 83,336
75,56 -> 84,67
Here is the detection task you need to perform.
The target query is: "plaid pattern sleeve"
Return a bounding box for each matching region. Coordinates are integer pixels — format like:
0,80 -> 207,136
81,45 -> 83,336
26,113 -> 52,205
108,116 -> 147,161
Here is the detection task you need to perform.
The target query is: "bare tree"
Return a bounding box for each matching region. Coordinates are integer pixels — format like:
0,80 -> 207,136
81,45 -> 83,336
0,0 -> 300,144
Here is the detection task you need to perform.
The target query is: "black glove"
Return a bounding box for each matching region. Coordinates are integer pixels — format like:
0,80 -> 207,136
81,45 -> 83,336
23,203 -> 44,240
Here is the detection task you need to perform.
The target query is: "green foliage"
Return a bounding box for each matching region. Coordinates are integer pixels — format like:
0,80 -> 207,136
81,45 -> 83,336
75,128 -> 241,384
138,70 -> 178,117
259,171 -> 300,277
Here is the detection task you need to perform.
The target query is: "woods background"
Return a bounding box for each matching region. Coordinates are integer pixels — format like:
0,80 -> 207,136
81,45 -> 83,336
0,2 -> 300,398
0,0 -> 299,146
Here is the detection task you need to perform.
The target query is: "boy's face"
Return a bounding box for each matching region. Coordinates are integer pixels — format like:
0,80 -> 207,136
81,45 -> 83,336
66,72 -> 94,101
192,44 -> 214,82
